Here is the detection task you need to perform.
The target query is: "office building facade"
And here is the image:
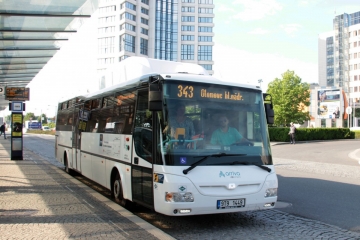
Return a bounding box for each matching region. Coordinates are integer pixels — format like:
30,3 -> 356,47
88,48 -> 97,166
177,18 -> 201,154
319,11 -> 360,103
317,11 -> 360,128
96,0 -> 215,86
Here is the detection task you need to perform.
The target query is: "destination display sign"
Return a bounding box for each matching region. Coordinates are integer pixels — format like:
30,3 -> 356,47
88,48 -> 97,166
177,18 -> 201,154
165,82 -> 256,103
5,87 -> 30,101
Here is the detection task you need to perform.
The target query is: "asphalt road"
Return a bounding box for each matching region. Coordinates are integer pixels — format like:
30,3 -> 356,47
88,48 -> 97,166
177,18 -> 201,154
272,140 -> 360,232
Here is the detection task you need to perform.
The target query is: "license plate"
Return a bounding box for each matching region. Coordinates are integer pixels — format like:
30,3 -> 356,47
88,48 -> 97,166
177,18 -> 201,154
217,198 -> 245,209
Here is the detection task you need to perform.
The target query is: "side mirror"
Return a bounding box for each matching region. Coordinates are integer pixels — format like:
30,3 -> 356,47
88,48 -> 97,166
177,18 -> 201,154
263,93 -> 275,124
148,83 -> 162,111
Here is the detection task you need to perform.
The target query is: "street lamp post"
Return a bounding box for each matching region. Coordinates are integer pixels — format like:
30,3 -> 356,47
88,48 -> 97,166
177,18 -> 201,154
258,79 -> 263,89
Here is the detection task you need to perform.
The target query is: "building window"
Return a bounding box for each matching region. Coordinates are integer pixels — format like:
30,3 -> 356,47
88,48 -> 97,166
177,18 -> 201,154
181,35 -> 194,41
141,0 -> 149,5
198,36 -> 212,42
198,0 -> 213,4
98,57 -> 114,65
198,26 -> 212,32
355,42 -> 358,48
99,16 -> 115,23
355,53 -> 358,58
140,38 -> 148,55
181,16 -> 195,22
198,45 -> 212,60
198,17 -> 213,23
355,86 -> 358,92
119,55 -> 129,62
121,12 -> 136,21
98,37 -> 115,54
141,17 -> 149,25
182,7 -> 195,12
321,119 -> 326,128
181,25 -> 195,31
181,44 -> 194,60
182,0 -> 195,2
199,64 -> 212,70
121,2 -> 136,11
120,34 -> 135,53
141,7 -> 149,15
99,5 -> 116,13
98,26 -> 115,34
141,28 -> 148,35
198,8 -> 213,13
355,75 -> 358,81
121,23 -> 136,32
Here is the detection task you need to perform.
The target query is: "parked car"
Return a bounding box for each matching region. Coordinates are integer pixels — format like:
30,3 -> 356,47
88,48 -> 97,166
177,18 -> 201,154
42,126 -> 50,131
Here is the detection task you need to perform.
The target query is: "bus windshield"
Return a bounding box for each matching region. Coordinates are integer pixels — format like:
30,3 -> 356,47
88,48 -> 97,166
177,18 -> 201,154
157,81 -> 273,167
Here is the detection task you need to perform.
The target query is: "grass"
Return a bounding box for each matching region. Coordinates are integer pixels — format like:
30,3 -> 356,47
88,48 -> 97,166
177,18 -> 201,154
26,129 -> 56,135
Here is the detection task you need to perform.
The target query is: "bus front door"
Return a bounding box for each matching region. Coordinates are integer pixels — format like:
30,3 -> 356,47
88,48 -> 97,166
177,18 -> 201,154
131,91 -> 154,208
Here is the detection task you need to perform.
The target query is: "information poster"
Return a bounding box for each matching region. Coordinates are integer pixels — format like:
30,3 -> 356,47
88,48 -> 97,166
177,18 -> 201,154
12,113 -> 23,137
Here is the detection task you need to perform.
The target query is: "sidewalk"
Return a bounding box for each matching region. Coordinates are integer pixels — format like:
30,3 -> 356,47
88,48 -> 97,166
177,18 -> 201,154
0,137 -> 174,240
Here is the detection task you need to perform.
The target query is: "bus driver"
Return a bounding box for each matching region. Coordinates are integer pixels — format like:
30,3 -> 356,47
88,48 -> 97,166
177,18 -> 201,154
210,115 -> 253,146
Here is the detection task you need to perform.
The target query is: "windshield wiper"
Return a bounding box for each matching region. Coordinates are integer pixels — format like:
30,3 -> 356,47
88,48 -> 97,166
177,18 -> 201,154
183,153 -> 246,175
210,161 -> 271,173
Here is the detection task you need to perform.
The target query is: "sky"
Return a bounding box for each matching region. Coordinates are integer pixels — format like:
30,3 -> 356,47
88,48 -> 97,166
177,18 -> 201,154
5,0 -> 359,117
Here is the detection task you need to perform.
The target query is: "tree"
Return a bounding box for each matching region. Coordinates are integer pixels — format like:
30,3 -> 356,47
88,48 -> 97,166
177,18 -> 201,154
24,112 -> 36,121
267,70 -> 310,126
37,113 -> 48,124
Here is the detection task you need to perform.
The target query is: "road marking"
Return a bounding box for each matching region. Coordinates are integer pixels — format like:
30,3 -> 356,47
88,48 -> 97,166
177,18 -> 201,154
83,199 -> 94,208
33,161 -> 37,164
109,220 -> 129,236
65,186 -> 73,192
348,149 -> 360,164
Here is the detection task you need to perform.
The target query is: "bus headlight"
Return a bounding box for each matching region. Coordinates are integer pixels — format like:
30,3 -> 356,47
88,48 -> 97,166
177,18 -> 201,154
165,192 -> 194,202
265,188 -> 278,198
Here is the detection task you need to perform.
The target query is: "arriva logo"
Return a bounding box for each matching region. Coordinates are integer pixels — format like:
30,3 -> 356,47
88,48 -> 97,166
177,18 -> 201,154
219,171 -> 241,178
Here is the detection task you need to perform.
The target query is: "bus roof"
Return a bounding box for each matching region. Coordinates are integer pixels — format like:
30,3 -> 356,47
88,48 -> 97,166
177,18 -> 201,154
63,57 -> 261,102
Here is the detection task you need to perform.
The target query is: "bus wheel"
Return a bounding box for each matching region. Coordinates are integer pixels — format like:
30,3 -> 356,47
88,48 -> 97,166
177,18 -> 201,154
113,173 -> 128,207
64,155 -> 73,176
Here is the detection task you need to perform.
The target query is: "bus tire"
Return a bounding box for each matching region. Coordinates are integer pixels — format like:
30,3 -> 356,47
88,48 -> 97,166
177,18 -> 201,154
64,154 -> 73,176
113,172 -> 131,208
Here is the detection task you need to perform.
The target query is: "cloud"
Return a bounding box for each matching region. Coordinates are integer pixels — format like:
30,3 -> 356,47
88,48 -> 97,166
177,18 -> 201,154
217,4 -> 236,13
248,28 -> 269,35
232,0 -> 283,21
280,24 -> 303,37
212,44 -> 317,92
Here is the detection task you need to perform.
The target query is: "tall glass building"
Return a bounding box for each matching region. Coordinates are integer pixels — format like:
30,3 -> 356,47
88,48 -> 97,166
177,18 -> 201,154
96,0 -> 215,84
319,11 -> 360,103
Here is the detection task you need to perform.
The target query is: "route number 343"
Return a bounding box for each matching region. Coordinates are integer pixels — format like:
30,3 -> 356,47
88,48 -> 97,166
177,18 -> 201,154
177,85 -> 194,98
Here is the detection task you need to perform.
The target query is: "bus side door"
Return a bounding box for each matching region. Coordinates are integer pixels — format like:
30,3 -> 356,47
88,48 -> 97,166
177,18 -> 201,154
71,105 -> 81,171
132,90 -> 154,208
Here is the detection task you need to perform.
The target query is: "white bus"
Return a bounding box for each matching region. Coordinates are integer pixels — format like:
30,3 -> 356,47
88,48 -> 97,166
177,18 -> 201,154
55,57 -> 277,216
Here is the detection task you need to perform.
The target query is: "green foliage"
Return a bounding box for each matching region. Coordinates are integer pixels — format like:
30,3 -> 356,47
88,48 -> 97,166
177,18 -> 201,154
24,112 -> 36,121
37,113 -> 48,124
267,70 -> 310,126
268,127 -> 354,142
45,122 -> 56,128
26,129 -> 55,135
355,110 -> 360,118
5,115 -> 11,124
